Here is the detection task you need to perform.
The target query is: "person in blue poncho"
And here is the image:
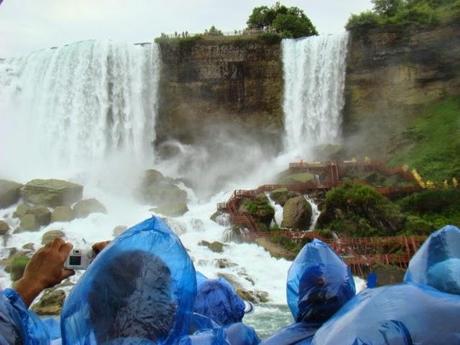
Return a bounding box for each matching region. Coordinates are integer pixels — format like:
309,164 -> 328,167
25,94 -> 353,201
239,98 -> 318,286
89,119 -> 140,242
311,225 -> 460,345
0,237 -> 75,345
260,239 -> 356,345
185,275 -> 260,345
61,216 -> 196,345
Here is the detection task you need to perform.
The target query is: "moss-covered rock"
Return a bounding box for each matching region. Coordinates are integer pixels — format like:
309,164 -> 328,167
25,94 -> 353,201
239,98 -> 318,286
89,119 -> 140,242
73,198 -> 107,218
371,264 -> 406,286
18,214 -> 39,232
31,289 -> 65,315
281,196 -> 312,229
199,240 -> 225,253
0,220 -> 9,235
22,179 -> 83,207
239,194 -> 274,229
269,188 -> 301,206
51,206 -> 75,223
139,170 -> 189,217
17,206 -> 51,231
41,230 -> 65,245
318,183 -> 406,237
13,204 -> 31,218
277,172 -> 315,184
0,180 -> 22,208
7,255 -> 30,281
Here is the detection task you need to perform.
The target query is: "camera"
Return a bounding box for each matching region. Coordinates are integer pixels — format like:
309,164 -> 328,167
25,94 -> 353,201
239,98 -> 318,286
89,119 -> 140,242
65,248 -> 95,270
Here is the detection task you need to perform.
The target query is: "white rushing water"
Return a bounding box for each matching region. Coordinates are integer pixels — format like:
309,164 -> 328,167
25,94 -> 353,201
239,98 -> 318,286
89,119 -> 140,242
282,33 -> 349,157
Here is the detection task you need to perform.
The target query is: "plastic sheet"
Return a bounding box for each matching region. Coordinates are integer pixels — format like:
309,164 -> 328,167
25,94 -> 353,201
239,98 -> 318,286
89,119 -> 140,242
311,225 -> 460,345
287,239 -> 355,322
0,288 -> 50,345
404,225 -> 460,294
193,278 -> 245,326
180,323 -> 259,345
311,284 -> 460,345
262,240 -> 355,345
258,322 -> 318,345
61,216 -> 196,345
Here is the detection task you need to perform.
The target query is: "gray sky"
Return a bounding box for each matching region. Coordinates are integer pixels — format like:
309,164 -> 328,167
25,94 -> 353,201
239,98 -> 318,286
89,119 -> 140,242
0,0 -> 372,58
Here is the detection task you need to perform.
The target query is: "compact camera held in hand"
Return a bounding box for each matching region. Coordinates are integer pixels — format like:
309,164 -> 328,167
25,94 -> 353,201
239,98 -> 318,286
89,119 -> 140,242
64,248 -> 95,270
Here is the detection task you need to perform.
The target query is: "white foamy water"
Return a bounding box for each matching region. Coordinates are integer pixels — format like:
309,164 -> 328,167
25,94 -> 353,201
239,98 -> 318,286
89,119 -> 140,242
0,40 -> 159,178
282,33 -> 349,157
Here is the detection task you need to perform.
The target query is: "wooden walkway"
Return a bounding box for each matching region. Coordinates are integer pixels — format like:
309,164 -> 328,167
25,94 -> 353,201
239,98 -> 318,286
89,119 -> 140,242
216,160 -> 424,276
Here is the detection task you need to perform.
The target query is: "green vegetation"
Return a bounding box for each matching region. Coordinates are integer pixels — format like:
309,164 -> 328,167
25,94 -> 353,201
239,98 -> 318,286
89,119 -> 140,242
204,26 -> 223,36
389,97 -> 460,182
247,2 -> 318,38
346,0 -> 460,30
397,188 -> 460,228
318,183 -> 406,237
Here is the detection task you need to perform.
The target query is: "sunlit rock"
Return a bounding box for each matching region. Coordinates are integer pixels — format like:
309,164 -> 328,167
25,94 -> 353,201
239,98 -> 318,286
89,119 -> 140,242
22,179 -> 83,207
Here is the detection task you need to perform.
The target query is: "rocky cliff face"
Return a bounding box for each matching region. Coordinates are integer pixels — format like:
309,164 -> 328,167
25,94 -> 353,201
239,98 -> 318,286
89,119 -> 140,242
156,37 -> 283,153
343,20 -> 460,158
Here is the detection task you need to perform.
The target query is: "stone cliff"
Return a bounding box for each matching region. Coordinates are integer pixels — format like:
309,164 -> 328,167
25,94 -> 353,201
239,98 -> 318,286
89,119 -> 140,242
343,20 -> 460,159
156,36 -> 283,153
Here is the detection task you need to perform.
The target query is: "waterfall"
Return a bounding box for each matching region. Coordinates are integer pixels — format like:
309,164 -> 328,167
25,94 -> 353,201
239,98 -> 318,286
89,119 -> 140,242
0,40 -> 160,177
282,33 -> 349,157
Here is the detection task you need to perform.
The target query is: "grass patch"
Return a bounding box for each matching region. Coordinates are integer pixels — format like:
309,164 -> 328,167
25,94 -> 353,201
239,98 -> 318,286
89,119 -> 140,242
389,97 -> 460,182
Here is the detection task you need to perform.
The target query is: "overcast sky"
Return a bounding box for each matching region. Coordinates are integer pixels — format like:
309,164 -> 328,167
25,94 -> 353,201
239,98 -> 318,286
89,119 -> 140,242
0,0 -> 372,58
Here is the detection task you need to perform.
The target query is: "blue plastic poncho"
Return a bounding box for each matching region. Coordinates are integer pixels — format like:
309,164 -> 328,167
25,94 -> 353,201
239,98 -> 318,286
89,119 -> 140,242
193,278 -> 245,326
0,288 -> 50,345
311,225 -> 460,345
180,323 -> 260,345
405,225 -> 460,294
61,217 -> 196,345
261,239 -> 356,345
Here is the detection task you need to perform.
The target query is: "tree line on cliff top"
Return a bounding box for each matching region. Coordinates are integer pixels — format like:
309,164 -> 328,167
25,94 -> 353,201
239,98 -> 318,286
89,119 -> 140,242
347,0 -> 460,30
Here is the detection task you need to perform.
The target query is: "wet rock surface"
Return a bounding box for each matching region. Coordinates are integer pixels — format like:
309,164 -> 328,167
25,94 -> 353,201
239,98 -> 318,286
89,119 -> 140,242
73,198 -> 107,218
0,180 -> 22,208
281,196 -> 312,229
21,179 -> 83,207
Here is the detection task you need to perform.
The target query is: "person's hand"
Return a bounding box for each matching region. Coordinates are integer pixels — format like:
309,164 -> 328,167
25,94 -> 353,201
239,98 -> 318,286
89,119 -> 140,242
15,238 -> 74,306
92,240 -> 111,255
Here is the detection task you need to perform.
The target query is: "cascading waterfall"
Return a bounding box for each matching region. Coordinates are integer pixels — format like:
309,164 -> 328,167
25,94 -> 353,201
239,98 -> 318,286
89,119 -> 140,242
0,40 -> 159,177
282,33 -> 349,157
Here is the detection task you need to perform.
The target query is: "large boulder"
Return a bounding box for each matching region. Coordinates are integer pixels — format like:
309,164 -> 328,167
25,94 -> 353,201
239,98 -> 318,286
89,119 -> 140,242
239,194 -> 274,230
51,206 -> 75,223
13,204 -> 31,218
41,230 -> 65,245
269,188 -> 302,206
0,220 -> 10,235
21,179 -> 83,207
0,180 -> 22,208
17,206 -> 51,231
73,198 -> 107,219
139,169 -> 188,217
281,196 -> 312,229
199,240 -> 225,253
31,289 -> 65,315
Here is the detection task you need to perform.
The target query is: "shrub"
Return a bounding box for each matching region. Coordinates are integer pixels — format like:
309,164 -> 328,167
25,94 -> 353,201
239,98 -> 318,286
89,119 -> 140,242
346,11 -> 382,30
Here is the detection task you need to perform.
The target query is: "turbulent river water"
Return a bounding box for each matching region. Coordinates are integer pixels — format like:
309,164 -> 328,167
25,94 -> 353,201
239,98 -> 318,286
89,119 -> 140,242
0,34 -> 362,338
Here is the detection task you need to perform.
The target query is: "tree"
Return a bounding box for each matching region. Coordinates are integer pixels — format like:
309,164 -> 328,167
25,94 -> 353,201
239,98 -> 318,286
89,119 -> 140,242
204,25 -> 224,36
372,0 -> 404,16
247,2 -> 317,38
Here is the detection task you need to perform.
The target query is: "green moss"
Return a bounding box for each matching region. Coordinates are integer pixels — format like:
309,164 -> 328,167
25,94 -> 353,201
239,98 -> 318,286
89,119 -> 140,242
389,97 -> 460,181
397,188 -> 460,227
320,183 -> 405,237
277,172 -> 314,184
